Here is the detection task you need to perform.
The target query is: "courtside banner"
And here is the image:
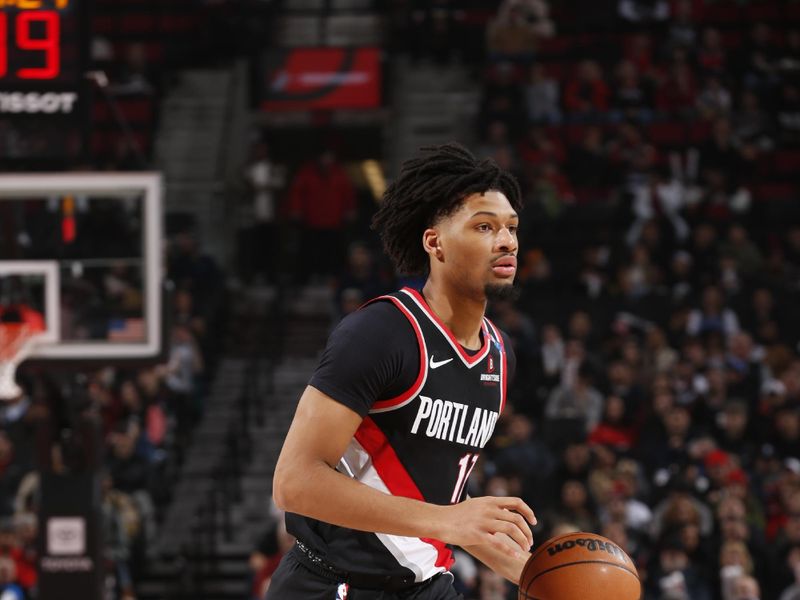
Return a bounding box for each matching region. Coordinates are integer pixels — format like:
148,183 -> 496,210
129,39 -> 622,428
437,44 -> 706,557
260,48 -> 381,111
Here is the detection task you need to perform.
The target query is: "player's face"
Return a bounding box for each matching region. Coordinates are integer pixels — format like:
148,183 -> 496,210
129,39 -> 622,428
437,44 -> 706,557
430,191 -> 519,300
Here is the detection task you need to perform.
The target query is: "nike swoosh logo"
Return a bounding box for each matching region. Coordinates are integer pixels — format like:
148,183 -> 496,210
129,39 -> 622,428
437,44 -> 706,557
429,356 -> 454,369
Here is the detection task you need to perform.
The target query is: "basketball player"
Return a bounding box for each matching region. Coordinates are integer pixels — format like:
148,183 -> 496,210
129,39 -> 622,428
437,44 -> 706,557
267,143 -> 535,599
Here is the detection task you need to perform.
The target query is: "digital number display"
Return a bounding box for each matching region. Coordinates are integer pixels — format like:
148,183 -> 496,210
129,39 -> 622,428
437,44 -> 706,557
0,0 -> 79,84
0,0 -> 87,161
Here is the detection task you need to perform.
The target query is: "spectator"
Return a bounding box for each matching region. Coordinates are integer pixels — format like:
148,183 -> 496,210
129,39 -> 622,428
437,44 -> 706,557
486,0 -> 553,62
110,42 -> 156,96
698,28 -> 727,75
720,540 -> 756,600
588,395 -> 636,452
479,63 -> 527,138
731,575 -> 761,600
333,242 -> 391,320
665,0 -> 697,52
611,61 -> 655,123
617,0 -> 669,25
403,0 -> 460,64
0,557 -> 23,600
699,116 -> 746,182
535,323 -> 566,391
107,432 -> 150,494
657,63 -> 698,119
744,287 -> 790,346
687,285 -> 740,340
779,544 -> 800,600
492,414 -> 555,507
286,146 -> 356,283
101,474 -> 134,600
733,91 -> 774,155
529,161 -> 576,218
477,120 -> 516,165
564,60 -> 611,120
738,23 -> 779,96
719,224 -> 764,280
240,140 -> 283,284
607,122 -> 658,189
625,33 -> 656,77
545,363 -> 604,434
547,478 -> 599,533
697,76 -> 733,120
568,126 -> 612,187
0,520 -> 33,596
646,532 -> 713,600
249,504 -> 295,599
626,169 -> 690,246
776,84 -> 800,147
777,30 -> 800,85
524,64 -> 561,124
0,433 -> 26,519
517,125 -> 565,168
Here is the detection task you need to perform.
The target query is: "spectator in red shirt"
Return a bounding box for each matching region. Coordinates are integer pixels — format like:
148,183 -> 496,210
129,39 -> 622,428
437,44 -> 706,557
0,522 -> 34,593
657,63 -> 698,118
564,60 -> 610,121
698,28 -> 727,75
287,147 -> 356,283
588,395 -> 636,451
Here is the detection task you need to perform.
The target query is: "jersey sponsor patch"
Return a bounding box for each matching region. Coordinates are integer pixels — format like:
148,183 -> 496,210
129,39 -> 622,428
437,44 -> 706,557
336,582 -> 349,599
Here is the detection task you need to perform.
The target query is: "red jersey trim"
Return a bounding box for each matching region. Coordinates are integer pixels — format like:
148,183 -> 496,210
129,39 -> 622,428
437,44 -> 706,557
400,288 -> 491,369
365,295 -> 428,414
485,319 -> 507,414
354,417 -> 454,571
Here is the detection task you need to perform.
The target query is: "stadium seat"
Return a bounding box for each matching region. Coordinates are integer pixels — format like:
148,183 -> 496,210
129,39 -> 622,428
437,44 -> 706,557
687,120 -> 713,144
753,182 -> 797,201
699,2 -> 743,24
744,2 -> 781,22
773,150 -> 800,176
647,121 -> 687,147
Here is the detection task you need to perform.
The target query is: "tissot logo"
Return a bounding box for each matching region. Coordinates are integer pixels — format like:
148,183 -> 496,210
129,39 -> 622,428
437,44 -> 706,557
0,92 -> 79,114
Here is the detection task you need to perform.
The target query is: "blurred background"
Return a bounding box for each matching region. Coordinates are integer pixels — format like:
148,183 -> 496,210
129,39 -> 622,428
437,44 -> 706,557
2,0 -> 800,599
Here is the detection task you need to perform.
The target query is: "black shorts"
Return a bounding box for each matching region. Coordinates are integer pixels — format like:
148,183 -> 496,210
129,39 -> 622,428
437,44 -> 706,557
264,546 -> 463,600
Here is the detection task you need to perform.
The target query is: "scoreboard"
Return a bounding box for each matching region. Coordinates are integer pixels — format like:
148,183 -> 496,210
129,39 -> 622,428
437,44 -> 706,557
0,0 -> 89,162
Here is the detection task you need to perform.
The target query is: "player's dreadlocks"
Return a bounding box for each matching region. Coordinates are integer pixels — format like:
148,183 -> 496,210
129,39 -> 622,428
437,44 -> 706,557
371,142 -> 522,275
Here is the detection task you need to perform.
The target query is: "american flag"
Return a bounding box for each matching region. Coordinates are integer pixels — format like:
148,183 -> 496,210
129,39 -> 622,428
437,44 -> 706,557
107,318 -> 146,342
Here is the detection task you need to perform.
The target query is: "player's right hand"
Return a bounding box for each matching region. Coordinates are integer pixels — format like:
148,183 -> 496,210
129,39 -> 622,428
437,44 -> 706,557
435,496 -> 536,555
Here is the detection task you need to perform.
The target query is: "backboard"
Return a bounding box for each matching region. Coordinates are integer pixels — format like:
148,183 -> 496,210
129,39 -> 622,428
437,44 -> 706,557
0,173 -> 163,362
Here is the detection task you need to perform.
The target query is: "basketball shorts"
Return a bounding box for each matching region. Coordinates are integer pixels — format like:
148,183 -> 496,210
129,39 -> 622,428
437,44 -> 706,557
264,544 -> 464,600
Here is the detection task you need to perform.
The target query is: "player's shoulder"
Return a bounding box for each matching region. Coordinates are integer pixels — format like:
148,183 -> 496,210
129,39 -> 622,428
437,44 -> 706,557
333,293 -> 415,337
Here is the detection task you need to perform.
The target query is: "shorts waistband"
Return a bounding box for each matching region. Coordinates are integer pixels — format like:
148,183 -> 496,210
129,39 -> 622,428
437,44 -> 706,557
292,540 -> 436,592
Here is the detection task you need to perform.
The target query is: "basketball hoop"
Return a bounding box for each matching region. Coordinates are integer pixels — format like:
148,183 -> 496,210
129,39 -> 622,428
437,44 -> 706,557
0,324 -> 42,401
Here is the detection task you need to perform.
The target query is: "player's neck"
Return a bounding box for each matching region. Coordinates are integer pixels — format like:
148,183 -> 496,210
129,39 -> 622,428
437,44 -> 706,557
421,281 -> 485,350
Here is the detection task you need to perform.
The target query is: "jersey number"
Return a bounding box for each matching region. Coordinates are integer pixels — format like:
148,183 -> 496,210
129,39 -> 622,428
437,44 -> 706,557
451,453 -> 479,504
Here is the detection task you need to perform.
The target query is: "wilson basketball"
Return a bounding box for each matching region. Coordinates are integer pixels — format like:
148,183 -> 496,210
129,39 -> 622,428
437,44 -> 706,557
518,532 -> 641,600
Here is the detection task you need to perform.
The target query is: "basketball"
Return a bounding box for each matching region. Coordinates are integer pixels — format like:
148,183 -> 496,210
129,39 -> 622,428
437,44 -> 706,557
518,532 -> 641,600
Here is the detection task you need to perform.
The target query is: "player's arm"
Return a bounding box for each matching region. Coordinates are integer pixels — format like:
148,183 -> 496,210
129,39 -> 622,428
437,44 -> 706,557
272,385 -> 535,555
462,536 -> 530,584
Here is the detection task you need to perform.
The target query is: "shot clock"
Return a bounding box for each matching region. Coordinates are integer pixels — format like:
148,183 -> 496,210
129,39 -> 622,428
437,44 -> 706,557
0,0 -> 89,162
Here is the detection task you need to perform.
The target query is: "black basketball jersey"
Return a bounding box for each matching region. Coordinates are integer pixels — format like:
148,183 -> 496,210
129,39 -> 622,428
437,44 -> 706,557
286,288 -> 509,583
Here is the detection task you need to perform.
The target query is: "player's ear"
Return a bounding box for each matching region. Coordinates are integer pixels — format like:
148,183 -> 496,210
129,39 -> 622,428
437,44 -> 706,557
422,228 -> 443,261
